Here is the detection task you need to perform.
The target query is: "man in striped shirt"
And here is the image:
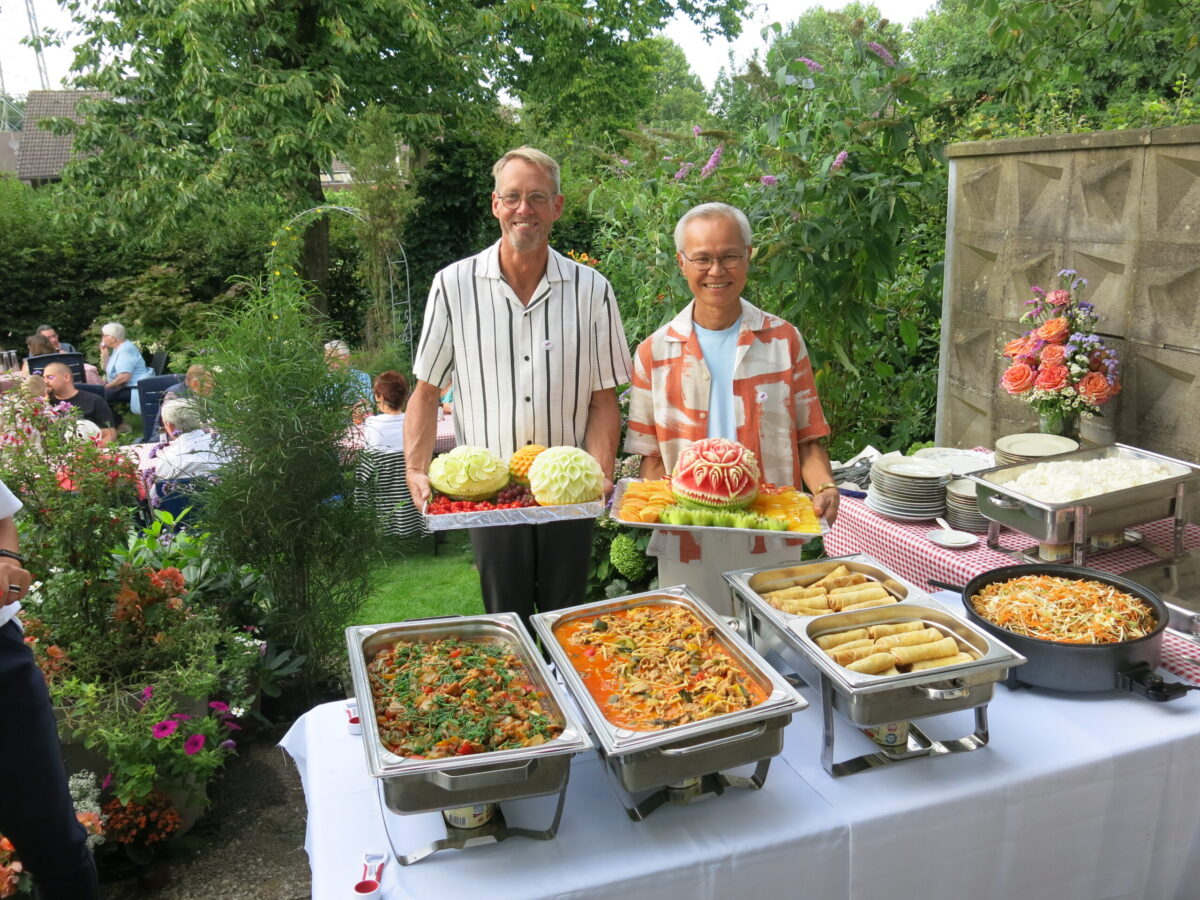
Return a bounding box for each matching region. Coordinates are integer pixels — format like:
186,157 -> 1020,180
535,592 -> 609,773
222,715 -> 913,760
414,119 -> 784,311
405,147 -> 632,623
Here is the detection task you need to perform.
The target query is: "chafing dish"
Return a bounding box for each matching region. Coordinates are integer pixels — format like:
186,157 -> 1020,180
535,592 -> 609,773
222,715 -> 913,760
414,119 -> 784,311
531,586 -> 806,820
345,614 -> 591,863
725,556 -> 1025,776
968,443 -> 1200,565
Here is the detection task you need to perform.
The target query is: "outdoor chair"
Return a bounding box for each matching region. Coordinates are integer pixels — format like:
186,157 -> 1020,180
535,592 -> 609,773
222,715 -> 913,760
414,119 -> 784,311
153,476 -> 210,528
135,374 -> 182,443
73,383 -> 106,401
25,352 -> 86,382
149,349 -> 169,376
356,448 -> 430,538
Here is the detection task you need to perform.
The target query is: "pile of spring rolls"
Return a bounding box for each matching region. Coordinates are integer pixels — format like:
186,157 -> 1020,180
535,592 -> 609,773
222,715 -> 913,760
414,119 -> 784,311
815,621 -> 977,675
758,565 -> 898,617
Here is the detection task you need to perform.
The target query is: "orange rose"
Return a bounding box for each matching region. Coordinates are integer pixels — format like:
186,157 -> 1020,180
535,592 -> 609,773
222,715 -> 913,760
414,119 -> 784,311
1002,336 -> 1033,358
1035,317 -> 1069,343
1001,362 -> 1036,394
1034,364 -> 1070,391
1039,343 -> 1066,366
1077,371 -> 1111,405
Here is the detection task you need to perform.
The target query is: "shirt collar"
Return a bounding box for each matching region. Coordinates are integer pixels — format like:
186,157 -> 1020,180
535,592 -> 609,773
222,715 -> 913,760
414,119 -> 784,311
664,298 -> 773,342
479,241 -> 570,283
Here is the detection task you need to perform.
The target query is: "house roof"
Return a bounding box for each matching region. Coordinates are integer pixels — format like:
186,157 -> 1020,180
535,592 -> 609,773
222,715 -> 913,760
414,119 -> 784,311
17,90 -> 108,183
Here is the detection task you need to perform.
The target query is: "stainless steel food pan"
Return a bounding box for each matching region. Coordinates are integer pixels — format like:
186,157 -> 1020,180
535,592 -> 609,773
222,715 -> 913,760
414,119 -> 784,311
345,614 -> 592,815
531,586 -> 806,793
968,443 -> 1200,544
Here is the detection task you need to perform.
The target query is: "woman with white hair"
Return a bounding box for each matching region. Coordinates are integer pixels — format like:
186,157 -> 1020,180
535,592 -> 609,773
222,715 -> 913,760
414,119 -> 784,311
98,322 -> 152,429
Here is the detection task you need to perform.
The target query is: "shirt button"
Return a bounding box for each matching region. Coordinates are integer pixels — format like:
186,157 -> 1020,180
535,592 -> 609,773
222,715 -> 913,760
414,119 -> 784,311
525,396 -> 531,402
524,355 -> 530,361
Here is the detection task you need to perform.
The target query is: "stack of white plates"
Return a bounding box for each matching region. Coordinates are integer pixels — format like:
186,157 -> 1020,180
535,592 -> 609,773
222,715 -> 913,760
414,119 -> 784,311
865,457 -> 953,522
994,433 -> 1078,466
912,446 -> 995,475
945,478 -> 989,532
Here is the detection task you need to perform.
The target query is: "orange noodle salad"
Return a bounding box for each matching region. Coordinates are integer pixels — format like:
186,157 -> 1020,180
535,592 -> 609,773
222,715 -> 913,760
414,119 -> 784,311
970,575 -> 1156,644
556,604 -> 768,730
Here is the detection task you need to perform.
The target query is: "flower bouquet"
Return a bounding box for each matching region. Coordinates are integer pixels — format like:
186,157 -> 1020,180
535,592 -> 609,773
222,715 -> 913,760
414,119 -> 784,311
999,269 -> 1121,436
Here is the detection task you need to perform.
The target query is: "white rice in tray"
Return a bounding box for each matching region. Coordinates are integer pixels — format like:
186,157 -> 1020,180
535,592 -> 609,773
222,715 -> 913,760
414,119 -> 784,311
1003,457 -> 1176,504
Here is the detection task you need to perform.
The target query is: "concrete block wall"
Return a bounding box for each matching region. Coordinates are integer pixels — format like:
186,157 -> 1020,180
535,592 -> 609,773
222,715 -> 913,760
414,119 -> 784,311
936,125 -> 1200,466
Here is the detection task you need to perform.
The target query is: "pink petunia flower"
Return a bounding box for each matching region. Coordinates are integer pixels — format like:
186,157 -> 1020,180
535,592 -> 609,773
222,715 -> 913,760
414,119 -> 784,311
184,734 -> 206,756
209,701 -> 230,713
152,719 -> 179,739
171,713 -> 192,720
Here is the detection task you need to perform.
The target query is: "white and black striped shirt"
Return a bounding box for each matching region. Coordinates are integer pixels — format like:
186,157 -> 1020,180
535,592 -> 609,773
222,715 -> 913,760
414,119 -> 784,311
414,241 -> 633,458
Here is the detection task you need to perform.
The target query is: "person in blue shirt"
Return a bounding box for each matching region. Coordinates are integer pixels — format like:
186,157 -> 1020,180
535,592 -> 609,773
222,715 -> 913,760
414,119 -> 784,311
99,321 -> 152,429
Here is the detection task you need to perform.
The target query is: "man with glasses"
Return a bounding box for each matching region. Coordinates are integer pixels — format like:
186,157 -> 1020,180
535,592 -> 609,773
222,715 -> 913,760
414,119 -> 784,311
36,325 -> 76,354
624,202 -> 838,610
43,362 -> 116,444
405,147 -> 632,628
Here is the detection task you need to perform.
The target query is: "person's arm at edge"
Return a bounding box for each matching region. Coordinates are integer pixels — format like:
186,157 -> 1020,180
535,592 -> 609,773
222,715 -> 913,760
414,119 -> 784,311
584,387 -> 620,497
403,379 -> 441,507
0,513 -> 31,605
798,438 -> 838,524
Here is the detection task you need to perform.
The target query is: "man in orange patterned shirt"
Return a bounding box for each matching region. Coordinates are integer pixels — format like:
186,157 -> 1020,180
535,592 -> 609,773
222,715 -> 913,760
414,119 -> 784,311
624,203 -> 838,608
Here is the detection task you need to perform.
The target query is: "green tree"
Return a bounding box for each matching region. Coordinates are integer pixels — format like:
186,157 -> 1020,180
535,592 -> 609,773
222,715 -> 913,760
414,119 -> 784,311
643,37 -> 711,130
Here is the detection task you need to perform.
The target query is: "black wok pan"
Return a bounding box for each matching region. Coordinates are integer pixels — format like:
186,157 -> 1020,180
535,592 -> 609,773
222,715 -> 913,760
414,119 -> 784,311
932,563 -> 1194,702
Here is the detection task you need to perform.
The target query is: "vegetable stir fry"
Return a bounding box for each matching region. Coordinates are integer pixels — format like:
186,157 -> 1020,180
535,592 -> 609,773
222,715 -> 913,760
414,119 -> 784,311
367,637 -> 562,759
970,575 -> 1156,644
557,604 -> 768,731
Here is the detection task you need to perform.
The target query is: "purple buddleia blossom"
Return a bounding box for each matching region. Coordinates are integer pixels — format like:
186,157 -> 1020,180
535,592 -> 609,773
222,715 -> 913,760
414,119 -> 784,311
673,162 -> 695,181
760,175 -> 778,186
700,145 -> 723,178
831,150 -> 848,171
796,56 -> 824,73
866,41 -> 895,66
693,125 -> 702,136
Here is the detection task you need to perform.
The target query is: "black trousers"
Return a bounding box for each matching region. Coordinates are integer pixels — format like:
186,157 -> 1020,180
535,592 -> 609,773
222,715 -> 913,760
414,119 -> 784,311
0,620 -> 98,899
469,519 -> 595,630
103,384 -> 132,426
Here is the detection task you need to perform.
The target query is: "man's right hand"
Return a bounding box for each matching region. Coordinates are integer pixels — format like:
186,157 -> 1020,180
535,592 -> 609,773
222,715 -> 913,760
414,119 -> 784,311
407,470 -> 431,509
0,558 -> 31,606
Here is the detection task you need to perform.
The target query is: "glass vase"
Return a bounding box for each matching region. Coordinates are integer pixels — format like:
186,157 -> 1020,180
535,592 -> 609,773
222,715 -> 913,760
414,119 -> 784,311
1038,410 -> 1080,441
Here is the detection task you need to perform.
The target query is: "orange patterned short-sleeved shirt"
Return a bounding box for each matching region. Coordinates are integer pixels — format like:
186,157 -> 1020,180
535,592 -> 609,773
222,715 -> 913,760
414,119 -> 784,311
623,298 -> 830,487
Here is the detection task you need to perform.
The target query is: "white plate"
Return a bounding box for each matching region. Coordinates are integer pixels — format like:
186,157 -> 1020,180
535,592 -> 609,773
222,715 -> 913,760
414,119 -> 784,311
913,447 -> 995,475
994,433 -> 1078,458
928,529 -> 979,549
864,495 -> 939,522
872,457 -> 954,480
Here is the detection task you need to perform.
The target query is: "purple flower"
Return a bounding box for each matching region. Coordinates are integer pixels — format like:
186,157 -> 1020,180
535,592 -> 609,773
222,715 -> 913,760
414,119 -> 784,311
673,162 -> 695,181
184,734 -> 206,756
866,41 -> 895,66
141,684 -> 154,702
209,701 -> 230,713
224,720 -> 243,731
618,158 -> 630,167
700,145 -> 723,178
152,719 -> 179,739
692,125 -> 702,136
795,56 -> 824,73
101,772 -> 113,790
171,713 -> 193,721
831,150 -> 848,171
760,175 -> 778,186
219,739 -> 237,751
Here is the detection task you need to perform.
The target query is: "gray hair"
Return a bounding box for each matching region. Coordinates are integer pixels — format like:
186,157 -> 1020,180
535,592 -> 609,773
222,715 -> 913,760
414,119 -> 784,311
493,147 -> 561,195
673,202 -> 753,252
36,324 -> 55,334
323,339 -> 350,356
101,322 -> 126,340
161,398 -> 203,433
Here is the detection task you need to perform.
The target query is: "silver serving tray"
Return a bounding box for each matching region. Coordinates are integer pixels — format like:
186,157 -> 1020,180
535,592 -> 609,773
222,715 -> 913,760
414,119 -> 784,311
422,498 -> 604,531
610,479 -> 828,540
531,587 -> 806,792
967,443 -> 1200,544
345,614 -> 592,814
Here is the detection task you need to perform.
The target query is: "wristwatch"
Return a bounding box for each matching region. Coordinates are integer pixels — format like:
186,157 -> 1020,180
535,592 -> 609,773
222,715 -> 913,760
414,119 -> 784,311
814,482 -> 838,494
0,549 -> 26,566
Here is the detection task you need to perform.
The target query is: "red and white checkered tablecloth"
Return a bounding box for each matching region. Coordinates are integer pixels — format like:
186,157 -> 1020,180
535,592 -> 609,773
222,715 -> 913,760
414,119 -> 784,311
826,495 -> 1200,683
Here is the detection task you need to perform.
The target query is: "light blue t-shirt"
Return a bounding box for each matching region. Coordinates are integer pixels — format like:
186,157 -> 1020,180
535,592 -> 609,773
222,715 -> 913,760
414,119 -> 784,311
694,317 -> 741,440
105,340 -> 151,386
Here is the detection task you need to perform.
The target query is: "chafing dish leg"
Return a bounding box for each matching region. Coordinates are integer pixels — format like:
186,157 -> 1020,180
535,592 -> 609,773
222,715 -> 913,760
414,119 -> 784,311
1173,483 -> 1186,557
1073,504 -> 1089,567
986,520 -> 1003,552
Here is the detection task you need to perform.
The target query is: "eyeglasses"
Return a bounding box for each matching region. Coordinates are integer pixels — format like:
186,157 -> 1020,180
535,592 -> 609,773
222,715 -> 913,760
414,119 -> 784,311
496,192 -> 554,209
679,251 -> 748,271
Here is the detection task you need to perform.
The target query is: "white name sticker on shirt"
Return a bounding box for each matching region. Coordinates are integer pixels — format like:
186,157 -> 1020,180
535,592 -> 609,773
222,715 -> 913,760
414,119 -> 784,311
757,391 -> 769,403
542,340 -> 554,350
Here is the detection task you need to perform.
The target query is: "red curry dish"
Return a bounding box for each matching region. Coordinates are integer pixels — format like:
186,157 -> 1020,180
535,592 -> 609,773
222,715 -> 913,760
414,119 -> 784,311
366,637 -> 563,759
555,604 -> 768,731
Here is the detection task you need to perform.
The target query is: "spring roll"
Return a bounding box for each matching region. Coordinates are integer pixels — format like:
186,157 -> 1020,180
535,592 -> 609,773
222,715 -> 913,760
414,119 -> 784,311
869,621 -> 925,639
764,585 -> 830,602
775,600 -> 831,616
815,628 -> 870,650
825,638 -> 874,653
891,636 -> 960,665
879,666 -> 902,676
809,565 -> 850,587
910,652 -> 976,671
840,596 -> 899,612
827,586 -> 890,609
829,580 -> 881,595
815,573 -> 869,591
846,652 -> 895,674
874,627 -> 945,650
830,644 -> 880,666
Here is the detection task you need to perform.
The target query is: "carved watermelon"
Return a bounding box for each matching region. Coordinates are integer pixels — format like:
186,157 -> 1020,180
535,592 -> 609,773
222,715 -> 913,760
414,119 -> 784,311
671,438 -> 760,510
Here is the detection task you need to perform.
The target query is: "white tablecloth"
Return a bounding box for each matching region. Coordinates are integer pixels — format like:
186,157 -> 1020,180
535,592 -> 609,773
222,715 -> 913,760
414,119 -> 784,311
282,636 -> 1200,900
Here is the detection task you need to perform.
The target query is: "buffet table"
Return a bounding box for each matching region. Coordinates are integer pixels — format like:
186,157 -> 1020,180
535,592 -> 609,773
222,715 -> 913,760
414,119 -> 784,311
283,643 -> 1200,900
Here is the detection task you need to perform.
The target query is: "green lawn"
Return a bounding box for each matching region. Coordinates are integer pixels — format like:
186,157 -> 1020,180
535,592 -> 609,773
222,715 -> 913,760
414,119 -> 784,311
356,530 -> 484,625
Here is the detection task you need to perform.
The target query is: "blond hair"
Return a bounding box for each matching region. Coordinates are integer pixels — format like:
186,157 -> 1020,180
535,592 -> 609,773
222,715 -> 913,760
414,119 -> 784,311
492,147 -> 561,195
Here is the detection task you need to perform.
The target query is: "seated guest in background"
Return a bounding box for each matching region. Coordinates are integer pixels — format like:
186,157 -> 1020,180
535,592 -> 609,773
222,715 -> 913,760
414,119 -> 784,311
43,363 -> 116,444
323,340 -> 372,404
37,325 -> 75,354
155,399 -> 227,481
439,384 -> 454,417
155,363 -> 215,435
98,322 -> 151,429
362,371 -> 409,450
21,333 -> 56,376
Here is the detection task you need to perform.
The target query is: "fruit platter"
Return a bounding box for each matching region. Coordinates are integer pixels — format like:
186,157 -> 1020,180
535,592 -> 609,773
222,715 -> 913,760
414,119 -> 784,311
612,438 -> 827,538
422,444 -> 605,530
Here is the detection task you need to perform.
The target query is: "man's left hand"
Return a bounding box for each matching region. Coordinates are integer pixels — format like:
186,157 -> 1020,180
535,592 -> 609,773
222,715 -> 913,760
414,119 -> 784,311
0,559 -> 31,606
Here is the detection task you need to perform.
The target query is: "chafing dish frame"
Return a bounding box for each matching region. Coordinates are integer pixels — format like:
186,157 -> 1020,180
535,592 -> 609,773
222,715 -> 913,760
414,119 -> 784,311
967,443 -> 1200,566
531,586 -> 806,820
345,614 -> 593,864
724,557 -> 1025,776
